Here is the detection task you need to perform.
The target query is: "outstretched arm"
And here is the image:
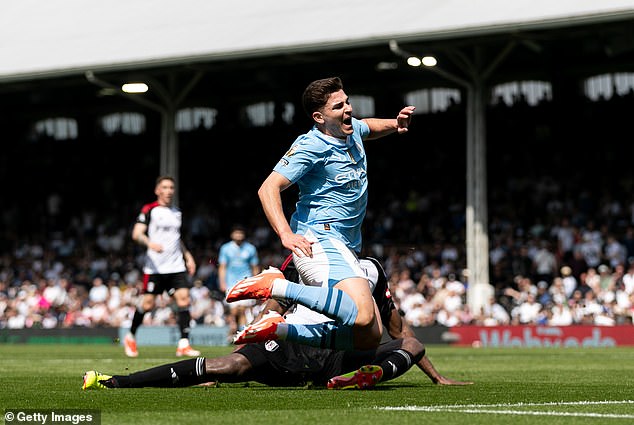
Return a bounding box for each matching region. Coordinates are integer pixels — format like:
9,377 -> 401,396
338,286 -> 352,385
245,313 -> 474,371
363,106 -> 415,140
386,309 -> 473,385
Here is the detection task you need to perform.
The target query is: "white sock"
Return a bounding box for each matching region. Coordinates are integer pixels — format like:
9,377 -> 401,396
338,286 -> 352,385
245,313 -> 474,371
271,278 -> 289,298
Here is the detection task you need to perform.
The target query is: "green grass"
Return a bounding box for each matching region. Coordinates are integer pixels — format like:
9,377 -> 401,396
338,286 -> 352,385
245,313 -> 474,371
1,344 -> 634,425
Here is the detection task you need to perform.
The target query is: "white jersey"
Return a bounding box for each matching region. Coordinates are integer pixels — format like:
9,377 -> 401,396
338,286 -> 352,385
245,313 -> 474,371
136,201 -> 186,274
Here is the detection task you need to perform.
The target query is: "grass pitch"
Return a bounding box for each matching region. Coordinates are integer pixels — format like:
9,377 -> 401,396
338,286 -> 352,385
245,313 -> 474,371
1,343 -> 633,425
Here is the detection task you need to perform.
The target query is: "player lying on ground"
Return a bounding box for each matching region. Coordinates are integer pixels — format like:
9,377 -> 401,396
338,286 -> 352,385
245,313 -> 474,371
83,336 -> 420,390
235,256 -> 472,386
83,257 -> 471,390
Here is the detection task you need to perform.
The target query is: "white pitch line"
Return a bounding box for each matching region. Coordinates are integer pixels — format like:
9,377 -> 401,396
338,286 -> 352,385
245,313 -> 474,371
378,400 -> 634,420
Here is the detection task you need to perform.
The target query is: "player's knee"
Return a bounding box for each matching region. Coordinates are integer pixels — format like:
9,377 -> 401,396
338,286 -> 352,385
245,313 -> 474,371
353,306 -> 376,328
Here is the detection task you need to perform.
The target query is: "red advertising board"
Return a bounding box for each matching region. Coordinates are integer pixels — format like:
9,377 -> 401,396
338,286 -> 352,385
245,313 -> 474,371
448,325 -> 634,347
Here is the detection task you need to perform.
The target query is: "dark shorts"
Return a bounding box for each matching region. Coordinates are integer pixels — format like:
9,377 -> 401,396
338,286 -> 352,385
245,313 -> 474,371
235,339 -> 405,387
142,272 -> 191,296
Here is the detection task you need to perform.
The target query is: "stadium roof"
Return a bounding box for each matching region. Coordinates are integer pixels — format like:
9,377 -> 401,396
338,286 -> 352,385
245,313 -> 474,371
2,0 -> 634,83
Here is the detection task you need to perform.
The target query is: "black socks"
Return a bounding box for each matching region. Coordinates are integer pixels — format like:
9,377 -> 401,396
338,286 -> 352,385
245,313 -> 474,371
112,358 -> 206,388
378,349 -> 421,382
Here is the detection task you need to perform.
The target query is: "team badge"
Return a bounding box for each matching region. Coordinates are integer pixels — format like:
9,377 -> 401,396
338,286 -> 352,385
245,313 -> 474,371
265,340 -> 279,352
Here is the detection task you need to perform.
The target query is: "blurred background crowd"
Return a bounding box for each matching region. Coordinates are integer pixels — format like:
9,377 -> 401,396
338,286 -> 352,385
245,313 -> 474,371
2,176 -> 633,331
2,79 -> 634,332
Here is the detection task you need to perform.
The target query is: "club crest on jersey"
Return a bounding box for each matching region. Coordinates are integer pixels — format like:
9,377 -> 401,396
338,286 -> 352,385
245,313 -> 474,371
265,340 -> 279,352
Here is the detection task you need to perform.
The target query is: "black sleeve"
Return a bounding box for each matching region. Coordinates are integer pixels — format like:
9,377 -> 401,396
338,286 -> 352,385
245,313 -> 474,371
365,257 -> 397,325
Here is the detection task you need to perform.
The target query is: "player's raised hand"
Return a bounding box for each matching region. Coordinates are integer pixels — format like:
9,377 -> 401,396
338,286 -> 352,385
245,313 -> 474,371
396,106 -> 416,134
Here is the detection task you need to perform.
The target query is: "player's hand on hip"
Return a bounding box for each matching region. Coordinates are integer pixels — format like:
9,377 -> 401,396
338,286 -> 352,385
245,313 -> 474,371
281,232 -> 313,258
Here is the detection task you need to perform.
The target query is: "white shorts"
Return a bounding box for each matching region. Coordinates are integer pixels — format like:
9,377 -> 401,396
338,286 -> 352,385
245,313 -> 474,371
292,230 -> 365,288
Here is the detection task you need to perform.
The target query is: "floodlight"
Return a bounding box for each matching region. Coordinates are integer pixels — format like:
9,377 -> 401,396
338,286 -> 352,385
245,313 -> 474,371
122,83 -> 149,94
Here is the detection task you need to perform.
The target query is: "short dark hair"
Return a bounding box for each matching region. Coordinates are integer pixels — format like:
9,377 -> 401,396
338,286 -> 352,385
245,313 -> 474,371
302,77 -> 343,117
155,175 -> 175,186
231,224 -> 246,233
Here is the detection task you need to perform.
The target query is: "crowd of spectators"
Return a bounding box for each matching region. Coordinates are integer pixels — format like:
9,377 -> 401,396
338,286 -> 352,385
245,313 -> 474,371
2,90 -> 634,332
2,179 -> 634,331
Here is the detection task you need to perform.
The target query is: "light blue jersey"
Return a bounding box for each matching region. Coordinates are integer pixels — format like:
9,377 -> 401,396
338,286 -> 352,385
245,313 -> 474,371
273,118 -> 370,252
218,241 -> 259,288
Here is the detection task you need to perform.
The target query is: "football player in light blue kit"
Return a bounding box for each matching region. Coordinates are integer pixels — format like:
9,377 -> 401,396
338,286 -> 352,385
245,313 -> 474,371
227,77 -> 415,351
218,225 -> 260,339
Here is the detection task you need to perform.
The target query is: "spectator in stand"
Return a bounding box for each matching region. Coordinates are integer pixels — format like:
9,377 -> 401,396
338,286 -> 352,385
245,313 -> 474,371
568,248 -> 589,282
579,232 -> 602,269
560,266 -> 578,299
614,280 -> 634,324
88,277 -> 109,305
511,293 -> 542,325
568,289 -> 586,323
549,300 -> 573,326
393,269 -> 416,304
504,275 -> 536,309
581,290 -> 602,316
604,235 -> 627,269
552,217 -> 576,263
536,280 -> 552,307
533,241 -> 558,284
597,264 -> 614,293
478,296 -> 510,326
576,271 -> 596,298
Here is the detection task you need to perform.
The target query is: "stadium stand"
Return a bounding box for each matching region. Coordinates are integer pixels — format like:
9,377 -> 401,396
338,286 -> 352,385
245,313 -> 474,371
1,91 -> 634,330
2,3 -> 634,332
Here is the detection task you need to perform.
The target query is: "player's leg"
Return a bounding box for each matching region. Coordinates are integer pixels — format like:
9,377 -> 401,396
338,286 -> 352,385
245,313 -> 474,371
228,239 -> 362,325
173,283 -> 200,357
369,337 -> 425,382
226,305 -> 238,339
327,338 -> 424,389
82,354 -> 252,389
232,239 -> 382,350
333,277 -> 383,350
275,237 -> 383,350
125,283 -> 156,357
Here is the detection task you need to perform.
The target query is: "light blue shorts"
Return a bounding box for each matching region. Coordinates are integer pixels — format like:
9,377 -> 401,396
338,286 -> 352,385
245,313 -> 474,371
292,229 -> 365,288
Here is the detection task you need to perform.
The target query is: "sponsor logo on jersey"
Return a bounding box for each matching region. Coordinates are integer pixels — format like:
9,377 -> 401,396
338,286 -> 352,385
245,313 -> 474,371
334,168 -> 366,184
